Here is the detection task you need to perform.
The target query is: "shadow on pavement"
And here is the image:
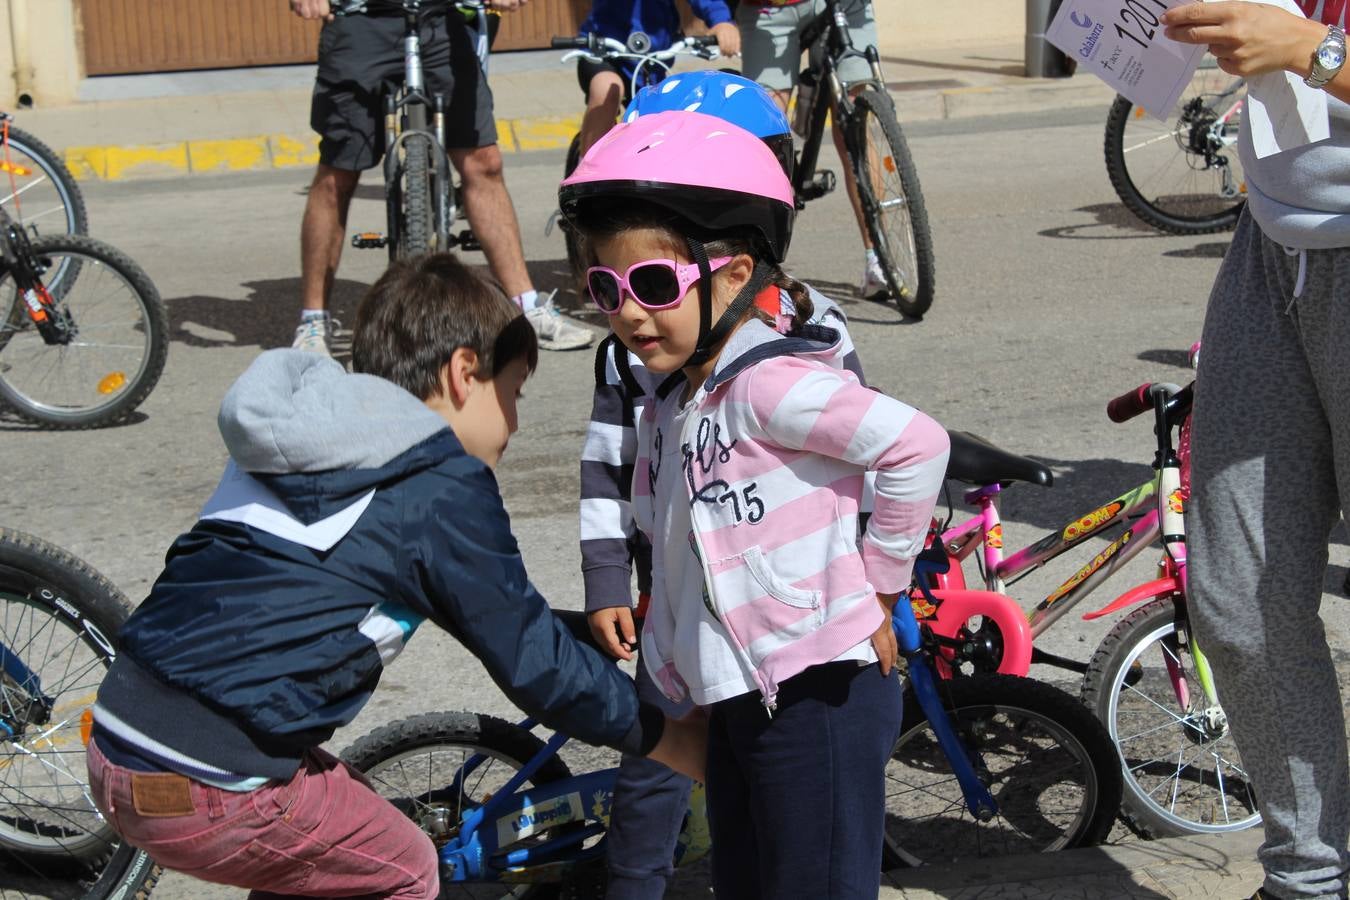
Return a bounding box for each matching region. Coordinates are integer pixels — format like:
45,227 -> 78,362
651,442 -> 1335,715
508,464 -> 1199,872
1039,203 -> 1180,240
166,276 -> 369,351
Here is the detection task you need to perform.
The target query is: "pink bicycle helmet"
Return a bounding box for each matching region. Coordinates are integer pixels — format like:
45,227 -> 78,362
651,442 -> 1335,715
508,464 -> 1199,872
559,110 -> 796,263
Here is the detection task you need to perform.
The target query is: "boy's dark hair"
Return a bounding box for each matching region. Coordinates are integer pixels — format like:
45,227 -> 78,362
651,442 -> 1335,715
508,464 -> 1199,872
352,252 -> 538,400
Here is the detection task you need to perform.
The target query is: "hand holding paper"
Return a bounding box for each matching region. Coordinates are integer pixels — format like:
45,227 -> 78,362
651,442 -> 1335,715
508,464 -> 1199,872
1163,0 -> 1330,157
1047,0 -> 1208,120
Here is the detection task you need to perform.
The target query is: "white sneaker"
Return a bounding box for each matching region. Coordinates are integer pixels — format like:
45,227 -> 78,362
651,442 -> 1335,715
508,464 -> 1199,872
292,315 -> 339,356
524,292 -> 595,351
859,257 -> 891,300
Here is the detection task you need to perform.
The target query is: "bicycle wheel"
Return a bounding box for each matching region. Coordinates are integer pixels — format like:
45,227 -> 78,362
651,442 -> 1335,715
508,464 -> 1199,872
0,235 -> 167,429
849,88 -> 936,320
1104,64 -> 1246,235
882,674 -> 1121,867
0,527 -> 161,899
0,125 -> 87,240
1082,599 -> 1259,837
342,711 -> 600,900
397,106 -> 435,260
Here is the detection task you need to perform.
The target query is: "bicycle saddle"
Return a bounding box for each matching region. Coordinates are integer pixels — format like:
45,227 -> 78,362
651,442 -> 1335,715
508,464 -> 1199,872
945,430 -> 1054,488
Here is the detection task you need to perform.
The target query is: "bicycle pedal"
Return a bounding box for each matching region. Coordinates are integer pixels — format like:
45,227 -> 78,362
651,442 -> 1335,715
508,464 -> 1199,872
451,229 -> 481,253
351,232 -> 388,249
800,169 -> 836,202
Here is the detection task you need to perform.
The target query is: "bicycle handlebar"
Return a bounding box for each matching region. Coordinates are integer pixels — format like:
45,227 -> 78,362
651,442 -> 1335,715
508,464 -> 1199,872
552,32 -> 720,61
1106,384 -> 1153,423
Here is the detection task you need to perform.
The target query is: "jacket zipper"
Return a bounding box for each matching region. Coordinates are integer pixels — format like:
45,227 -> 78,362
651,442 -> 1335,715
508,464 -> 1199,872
678,392 -> 778,719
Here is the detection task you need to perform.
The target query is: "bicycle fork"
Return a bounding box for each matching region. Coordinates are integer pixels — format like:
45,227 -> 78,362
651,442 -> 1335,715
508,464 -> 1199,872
894,569 -> 998,822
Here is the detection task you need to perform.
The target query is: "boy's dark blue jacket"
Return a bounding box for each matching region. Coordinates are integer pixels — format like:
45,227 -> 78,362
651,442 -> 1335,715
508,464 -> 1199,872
579,0 -> 731,52
95,350 -> 658,780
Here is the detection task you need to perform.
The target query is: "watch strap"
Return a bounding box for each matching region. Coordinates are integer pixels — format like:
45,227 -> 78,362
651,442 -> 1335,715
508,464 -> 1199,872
1306,24 -> 1347,90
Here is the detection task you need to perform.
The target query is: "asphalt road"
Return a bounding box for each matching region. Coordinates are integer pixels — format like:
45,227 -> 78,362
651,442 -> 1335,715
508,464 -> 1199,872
2,106 -> 1347,899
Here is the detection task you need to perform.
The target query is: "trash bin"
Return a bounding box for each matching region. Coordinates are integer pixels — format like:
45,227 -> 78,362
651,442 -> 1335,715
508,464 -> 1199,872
1025,0 -> 1075,78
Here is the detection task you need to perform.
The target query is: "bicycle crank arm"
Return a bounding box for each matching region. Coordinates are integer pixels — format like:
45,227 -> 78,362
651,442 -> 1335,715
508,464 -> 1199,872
1029,647 -> 1089,675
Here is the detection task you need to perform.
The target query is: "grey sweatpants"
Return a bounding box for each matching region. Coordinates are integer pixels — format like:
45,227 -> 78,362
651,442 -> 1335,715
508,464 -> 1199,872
1189,210 -> 1350,899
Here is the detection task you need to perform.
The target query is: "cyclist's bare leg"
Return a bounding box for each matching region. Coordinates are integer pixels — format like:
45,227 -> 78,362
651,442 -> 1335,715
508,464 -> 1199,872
580,70 -> 625,158
450,144 -> 533,299
300,164 -> 360,312
768,87 -> 872,250
831,87 -> 873,251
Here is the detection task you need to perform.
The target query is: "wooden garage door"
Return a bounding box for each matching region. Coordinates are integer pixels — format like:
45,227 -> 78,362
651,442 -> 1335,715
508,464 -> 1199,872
78,0 -> 599,75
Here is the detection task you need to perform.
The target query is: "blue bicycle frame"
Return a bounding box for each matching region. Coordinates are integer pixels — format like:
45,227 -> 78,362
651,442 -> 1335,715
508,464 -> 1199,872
436,572 -> 998,882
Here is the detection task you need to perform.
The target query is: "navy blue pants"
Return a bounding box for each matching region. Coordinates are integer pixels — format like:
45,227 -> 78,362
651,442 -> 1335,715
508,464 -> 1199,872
605,648 -> 693,900
706,661 -> 902,900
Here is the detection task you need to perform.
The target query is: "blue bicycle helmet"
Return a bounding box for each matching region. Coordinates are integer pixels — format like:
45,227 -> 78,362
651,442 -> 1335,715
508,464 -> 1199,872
622,70 -> 795,179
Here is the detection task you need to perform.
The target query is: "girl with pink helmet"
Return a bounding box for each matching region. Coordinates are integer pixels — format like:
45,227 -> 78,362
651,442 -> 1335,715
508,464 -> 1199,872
559,110 -> 950,898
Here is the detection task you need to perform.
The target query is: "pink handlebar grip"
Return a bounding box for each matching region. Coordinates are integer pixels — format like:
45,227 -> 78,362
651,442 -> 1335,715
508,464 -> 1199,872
1107,383 -> 1152,423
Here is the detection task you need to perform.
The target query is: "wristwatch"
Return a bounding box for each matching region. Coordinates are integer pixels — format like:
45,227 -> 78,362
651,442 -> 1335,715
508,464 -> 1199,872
1305,24 -> 1347,90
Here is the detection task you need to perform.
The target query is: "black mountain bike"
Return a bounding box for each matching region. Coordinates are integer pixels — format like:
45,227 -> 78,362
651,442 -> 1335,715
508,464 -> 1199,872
792,0 -> 935,318
0,206 -> 167,429
348,0 -> 493,260
0,528 -> 161,900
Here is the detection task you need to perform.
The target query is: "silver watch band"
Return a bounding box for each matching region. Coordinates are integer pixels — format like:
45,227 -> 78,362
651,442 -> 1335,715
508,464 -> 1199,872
1306,24 -> 1347,90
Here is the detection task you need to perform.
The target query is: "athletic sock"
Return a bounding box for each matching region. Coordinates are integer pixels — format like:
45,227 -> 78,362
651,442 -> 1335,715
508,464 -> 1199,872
300,309 -> 329,323
513,290 -> 540,312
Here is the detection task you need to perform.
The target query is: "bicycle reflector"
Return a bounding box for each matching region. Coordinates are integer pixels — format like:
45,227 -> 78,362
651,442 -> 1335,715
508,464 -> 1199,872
80,708 -> 93,747
97,372 -> 127,395
0,161 -> 32,176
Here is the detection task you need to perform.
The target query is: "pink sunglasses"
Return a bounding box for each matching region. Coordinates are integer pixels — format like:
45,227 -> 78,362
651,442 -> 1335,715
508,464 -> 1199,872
585,256 -> 733,315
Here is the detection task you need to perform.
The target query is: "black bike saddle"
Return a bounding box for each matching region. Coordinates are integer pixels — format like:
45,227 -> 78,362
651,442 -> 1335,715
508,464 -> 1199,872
946,430 -> 1054,488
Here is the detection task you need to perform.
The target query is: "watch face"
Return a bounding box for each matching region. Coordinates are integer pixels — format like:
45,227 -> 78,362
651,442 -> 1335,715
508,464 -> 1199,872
1318,43 -> 1346,69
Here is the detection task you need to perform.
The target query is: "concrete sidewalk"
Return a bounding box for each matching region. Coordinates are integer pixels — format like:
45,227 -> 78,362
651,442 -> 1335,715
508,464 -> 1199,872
880,829 -> 1266,899
16,40 -> 1116,181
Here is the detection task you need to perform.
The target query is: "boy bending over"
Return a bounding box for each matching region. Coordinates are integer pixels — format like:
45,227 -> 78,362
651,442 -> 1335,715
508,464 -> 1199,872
87,253 -> 702,900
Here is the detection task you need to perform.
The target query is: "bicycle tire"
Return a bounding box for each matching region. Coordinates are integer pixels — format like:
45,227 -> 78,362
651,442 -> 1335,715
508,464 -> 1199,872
342,711 -> 599,900
562,133 -> 586,287
0,234 -> 168,429
848,88 -> 936,319
0,527 -> 161,899
882,673 -> 1122,867
0,125 -> 88,239
398,107 -> 435,259
1103,68 -> 1246,235
1082,598 -> 1259,837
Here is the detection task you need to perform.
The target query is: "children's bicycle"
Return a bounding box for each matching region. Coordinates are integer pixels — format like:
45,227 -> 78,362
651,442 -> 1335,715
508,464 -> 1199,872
343,594 -> 1121,895
0,205 -> 167,429
347,0 -> 492,261
0,527 -> 161,899
548,30 -> 721,281
916,360 -> 1254,838
1104,58 -> 1246,235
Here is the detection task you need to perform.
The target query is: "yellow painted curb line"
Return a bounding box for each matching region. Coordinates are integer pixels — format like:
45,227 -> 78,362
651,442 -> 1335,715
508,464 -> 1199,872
62,116 -> 582,181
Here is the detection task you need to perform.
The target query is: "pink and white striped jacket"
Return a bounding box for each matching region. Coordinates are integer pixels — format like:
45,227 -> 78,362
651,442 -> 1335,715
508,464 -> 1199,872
634,319 -> 950,712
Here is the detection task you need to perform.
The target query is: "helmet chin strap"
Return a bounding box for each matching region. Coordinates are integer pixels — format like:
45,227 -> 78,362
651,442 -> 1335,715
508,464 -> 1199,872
683,236 -> 774,369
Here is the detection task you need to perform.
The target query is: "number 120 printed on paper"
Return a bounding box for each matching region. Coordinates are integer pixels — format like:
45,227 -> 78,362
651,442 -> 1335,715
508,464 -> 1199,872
1047,0 -> 1206,120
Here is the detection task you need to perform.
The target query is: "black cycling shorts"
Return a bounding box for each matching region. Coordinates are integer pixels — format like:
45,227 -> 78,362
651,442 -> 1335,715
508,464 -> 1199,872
576,57 -> 626,100
311,10 -> 497,171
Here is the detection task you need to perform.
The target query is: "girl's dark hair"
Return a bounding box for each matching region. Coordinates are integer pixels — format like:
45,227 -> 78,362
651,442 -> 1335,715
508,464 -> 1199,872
352,252 -> 538,400
571,199 -> 813,327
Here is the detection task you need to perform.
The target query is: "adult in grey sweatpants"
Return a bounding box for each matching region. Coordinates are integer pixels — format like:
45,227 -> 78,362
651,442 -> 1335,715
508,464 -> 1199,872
1163,2 -> 1350,898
